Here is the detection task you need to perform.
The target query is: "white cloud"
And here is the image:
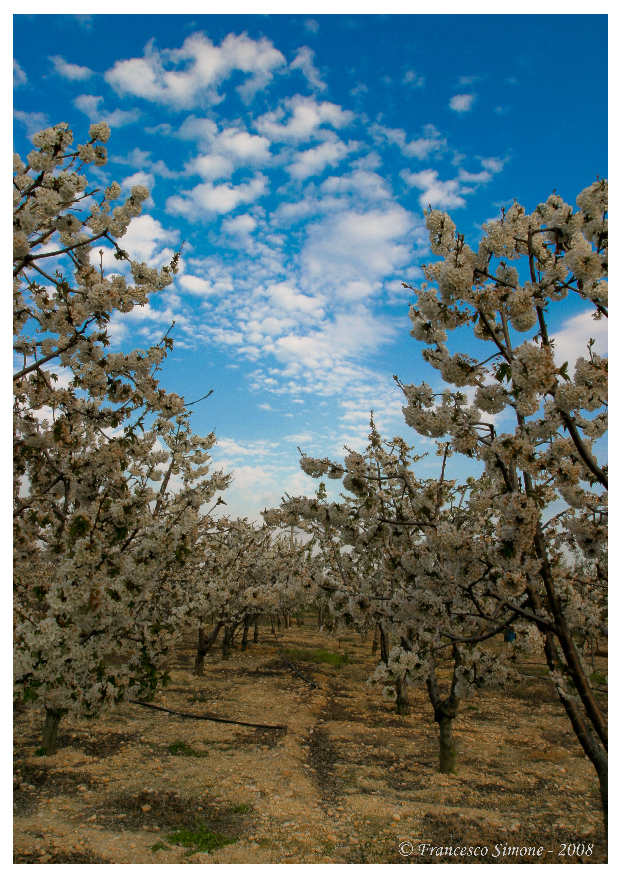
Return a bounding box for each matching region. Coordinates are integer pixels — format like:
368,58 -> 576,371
401,168 -> 466,209
109,214 -> 179,266
267,283 -> 325,319
449,93 -> 476,112
270,310 -> 395,377
110,148 -> 181,180
166,174 -> 267,219
301,206 -> 420,288
214,437 -> 278,459
284,433 -> 313,444
290,46 -> 327,91
403,69 -> 425,88
552,310 -> 608,374
371,123 -> 445,160
457,168 -> 491,185
177,116 -> 218,143
304,19 -> 319,34
121,171 -> 156,197
403,158 -> 504,207
179,275 -> 215,296
105,32 -> 286,109
286,139 -> 355,180
13,59 -> 27,87
74,94 -> 140,127
179,119 -> 272,174
186,153 -> 234,181
256,95 -> 354,143
49,55 -> 94,81
350,82 -> 368,97
481,157 -> 507,174
14,110 -> 49,139
222,214 -> 257,235
320,169 -> 392,202
216,127 -> 272,163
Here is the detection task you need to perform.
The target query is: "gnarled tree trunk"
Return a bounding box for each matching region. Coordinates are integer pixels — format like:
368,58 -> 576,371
379,624 -> 390,665
194,618 -> 223,676
395,673 -> 410,716
42,707 -> 63,754
222,623 -> 237,659
241,614 -> 255,652
426,645 -> 462,774
371,622 -> 381,655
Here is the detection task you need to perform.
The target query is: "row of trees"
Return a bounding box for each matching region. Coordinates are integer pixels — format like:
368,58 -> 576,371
266,182 -> 608,831
14,124 -> 607,837
13,123 -> 318,753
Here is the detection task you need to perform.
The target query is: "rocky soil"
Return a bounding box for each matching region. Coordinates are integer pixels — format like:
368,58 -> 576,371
13,619 -> 607,864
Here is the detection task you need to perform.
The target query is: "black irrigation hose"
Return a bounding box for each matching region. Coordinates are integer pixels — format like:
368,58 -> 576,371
128,698 -> 287,730
270,617 -> 321,689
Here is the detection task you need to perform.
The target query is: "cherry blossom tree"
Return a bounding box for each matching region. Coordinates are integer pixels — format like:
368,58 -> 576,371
13,123 -> 229,752
274,422 -> 528,773
185,518 -> 321,672
398,181 -> 608,830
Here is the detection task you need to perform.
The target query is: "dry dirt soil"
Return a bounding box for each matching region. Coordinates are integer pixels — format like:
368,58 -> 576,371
13,618 -> 607,864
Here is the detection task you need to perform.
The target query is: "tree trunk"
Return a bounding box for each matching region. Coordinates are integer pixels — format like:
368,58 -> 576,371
371,622 -> 380,655
195,623 -> 206,676
222,623 -> 236,659
395,673 -> 410,716
379,625 -> 390,664
194,619 -> 223,676
42,707 -> 63,754
425,646 -> 462,774
296,613 -> 302,627
253,615 -> 260,644
439,714 -> 457,773
241,615 -> 252,652
318,607 -> 324,628
522,568 -> 608,843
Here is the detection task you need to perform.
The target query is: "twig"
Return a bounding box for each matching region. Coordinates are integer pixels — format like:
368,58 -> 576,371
127,698 -> 287,730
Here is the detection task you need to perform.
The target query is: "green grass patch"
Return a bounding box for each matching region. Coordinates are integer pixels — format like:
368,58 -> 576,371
165,823 -> 236,855
589,671 -> 607,685
151,842 -> 170,853
168,740 -> 210,758
283,647 -> 351,666
34,747 -> 47,757
230,804 -> 251,814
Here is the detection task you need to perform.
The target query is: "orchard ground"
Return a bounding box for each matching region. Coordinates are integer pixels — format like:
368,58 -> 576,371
13,616 -> 607,864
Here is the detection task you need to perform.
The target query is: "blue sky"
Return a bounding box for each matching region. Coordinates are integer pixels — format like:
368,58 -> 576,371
13,13 -> 608,520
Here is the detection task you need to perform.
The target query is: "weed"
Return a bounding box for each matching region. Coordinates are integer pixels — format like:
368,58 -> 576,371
230,804 -> 251,814
151,842 -> 170,853
165,822 -> 236,854
283,647 -> 351,666
168,740 -> 209,758
34,747 -> 47,757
